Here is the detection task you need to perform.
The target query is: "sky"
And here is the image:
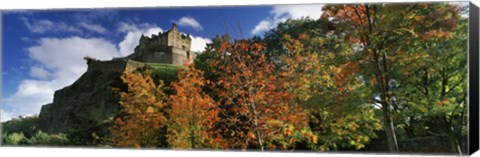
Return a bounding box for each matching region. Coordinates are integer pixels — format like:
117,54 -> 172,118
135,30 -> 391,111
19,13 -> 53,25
0,4 -> 326,122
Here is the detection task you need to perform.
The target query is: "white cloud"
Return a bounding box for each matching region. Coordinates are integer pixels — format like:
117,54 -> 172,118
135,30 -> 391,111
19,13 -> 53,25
3,37 -> 121,119
79,22 -> 107,34
117,22 -> 160,33
190,35 -> 212,52
270,5 -> 324,19
21,18 -> 54,33
21,17 -> 82,34
117,22 -> 163,56
252,20 -> 273,36
20,17 -> 109,35
3,80 -> 55,118
1,109 -> 15,122
29,66 -> 50,80
251,4 -> 324,35
175,16 -> 203,31
28,37 -> 121,75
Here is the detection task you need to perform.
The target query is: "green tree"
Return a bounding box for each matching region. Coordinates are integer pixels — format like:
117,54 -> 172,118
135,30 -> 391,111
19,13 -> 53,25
1,116 -> 39,138
393,17 -> 468,154
2,132 -> 26,145
26,131 -> 70,145
321,3 -> 462,152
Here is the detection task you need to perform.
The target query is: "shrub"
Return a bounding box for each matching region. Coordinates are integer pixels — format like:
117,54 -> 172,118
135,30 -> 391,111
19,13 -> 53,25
2,132 -> 27,145
26,131 -> 70,146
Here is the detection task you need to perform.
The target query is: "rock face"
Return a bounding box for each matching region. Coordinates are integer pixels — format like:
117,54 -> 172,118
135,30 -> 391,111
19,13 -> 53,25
37,59 -> 147,143
38,66 -> 121,141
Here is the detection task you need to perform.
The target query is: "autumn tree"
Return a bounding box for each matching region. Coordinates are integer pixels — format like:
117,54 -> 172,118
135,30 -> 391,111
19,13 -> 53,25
109,70 -> 167,148
321,3 -> 462,152
194,34 -> 232,82
270,21 -> 382,151
167,64 -> 223,149
210,40 -> 312,151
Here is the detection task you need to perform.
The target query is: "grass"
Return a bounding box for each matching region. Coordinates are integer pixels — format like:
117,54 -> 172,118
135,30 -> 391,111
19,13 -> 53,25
145,63 -> 183,70
145,63 -> 184,86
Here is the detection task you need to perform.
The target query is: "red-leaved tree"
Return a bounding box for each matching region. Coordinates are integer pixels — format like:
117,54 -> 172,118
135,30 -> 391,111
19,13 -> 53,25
167,64 -> 224,149
210,40 -> 311,151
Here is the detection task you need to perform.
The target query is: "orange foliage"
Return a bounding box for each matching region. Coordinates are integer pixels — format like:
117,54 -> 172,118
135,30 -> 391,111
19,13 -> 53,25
109,71 -> 167,148
335,62 -> 361,92
167,64 -> 224,149
210,40 -> 309,150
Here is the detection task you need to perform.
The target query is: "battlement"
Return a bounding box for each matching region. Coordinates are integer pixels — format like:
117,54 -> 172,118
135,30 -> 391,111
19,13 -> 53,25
125,23 -> 193,66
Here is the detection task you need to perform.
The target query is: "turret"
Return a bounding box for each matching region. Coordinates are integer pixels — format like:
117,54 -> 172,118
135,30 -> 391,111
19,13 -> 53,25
171,23 -> 178,32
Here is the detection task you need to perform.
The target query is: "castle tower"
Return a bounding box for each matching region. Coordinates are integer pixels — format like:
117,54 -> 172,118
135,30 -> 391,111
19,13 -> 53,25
124,23 -> 193,66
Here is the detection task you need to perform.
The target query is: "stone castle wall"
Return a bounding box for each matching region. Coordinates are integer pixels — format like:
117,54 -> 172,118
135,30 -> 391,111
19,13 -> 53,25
124,60 -> 147,72
87,59 -> 127,73
124,23 -> 192,66
171,47 -> 189,66
129,50 -> 173,64
86,59 -> 146,74
167,32 -> 191,52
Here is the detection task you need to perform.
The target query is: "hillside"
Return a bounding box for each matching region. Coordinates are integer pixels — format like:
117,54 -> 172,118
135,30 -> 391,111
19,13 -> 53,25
36,61 -> 181,144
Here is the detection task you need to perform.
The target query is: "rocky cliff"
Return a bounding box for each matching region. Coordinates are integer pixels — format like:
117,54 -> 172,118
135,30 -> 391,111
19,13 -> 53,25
37,59 -> 181,144
37,63 -> 125,144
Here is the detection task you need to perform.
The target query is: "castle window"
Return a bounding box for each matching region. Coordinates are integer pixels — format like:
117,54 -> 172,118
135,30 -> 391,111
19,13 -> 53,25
182,45 -> 186,50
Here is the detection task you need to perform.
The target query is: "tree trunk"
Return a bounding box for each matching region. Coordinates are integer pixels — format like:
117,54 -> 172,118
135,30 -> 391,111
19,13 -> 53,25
250,102 -> 264,151
446,128 -> 462,155
255,126 -> 264,151
382,102 -> 399,153
254,112 -> 264,151
443,118 -> 462,155
361,5 -> 399,152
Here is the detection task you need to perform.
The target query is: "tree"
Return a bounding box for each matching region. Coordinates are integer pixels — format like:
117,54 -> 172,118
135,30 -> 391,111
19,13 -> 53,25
259,17 -> 384,151
277,27 -> 382,151
209,40 -> 312,151
393,17 -> 468,154
26,130 -> 70,146
108,70 -> 167,148
321,3 -> 462,152
1,115 -> 39,138
167,64 -> 223,149
2,132 -> 26,145
194,34 -> 232,81
2,131 -> 70,146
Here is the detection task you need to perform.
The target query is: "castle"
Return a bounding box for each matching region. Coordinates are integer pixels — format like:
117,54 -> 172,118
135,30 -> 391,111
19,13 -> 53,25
84,23 -> 194,73
125,23 -> 193,65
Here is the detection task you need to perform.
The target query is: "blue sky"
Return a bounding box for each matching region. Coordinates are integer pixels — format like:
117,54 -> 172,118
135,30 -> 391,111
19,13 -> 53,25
1,4 -> 325,121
